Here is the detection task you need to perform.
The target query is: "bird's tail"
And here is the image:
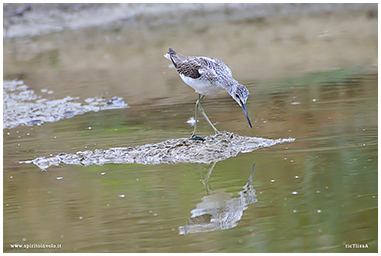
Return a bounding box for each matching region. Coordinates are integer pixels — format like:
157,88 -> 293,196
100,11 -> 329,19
164,48 -> 186,68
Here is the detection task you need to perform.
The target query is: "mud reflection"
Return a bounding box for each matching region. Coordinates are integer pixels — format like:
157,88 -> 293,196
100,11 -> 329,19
179,163 -> 257,235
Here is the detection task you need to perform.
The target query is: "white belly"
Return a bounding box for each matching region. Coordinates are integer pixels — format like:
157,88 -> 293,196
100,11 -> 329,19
179,74 -> 224,96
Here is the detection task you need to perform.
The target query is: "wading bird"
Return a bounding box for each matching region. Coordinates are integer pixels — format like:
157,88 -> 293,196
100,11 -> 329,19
164,48 -> 252,139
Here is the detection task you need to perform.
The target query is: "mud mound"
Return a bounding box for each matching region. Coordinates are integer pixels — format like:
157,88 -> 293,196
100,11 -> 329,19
21,131 -> 295,170
3,80 -> 128,129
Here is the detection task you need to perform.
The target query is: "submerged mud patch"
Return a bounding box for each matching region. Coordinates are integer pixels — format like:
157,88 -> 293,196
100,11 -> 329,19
21,131 -> 295,170
3,80 -> 128,129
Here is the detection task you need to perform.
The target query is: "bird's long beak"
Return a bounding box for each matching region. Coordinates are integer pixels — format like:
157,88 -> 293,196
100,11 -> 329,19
241,103 -> 252,128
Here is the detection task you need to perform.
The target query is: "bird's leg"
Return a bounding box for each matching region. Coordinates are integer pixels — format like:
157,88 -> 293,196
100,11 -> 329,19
197,95 -> 219,136
191,94 -> 201,138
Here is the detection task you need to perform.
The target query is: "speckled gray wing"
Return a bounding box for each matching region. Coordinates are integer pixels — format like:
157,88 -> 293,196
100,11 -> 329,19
168,49 -> 201,79
176,58 -> 203,79
193,57 -> 233,83
177,57 -> 226,81
168,48 -> 234,82
205,57 -> 233,78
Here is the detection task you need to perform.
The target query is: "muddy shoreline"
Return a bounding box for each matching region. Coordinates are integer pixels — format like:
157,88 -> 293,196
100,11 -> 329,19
3,3 -> 377,40
4,3 -> 377,108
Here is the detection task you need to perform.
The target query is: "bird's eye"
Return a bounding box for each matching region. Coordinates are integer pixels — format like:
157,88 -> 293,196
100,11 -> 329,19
235,94 -> 240,99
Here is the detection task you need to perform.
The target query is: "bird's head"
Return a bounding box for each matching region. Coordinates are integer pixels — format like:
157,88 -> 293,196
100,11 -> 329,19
231,84 -> 252,128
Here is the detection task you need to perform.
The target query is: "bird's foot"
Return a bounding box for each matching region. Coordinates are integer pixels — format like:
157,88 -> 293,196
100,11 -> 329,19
190,134 -> 206,141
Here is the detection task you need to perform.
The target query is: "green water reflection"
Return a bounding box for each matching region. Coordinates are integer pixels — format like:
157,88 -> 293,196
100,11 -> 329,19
4,70 -> 377,252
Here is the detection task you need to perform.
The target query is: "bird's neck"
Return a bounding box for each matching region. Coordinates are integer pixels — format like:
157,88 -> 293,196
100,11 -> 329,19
224,78 -> 240,95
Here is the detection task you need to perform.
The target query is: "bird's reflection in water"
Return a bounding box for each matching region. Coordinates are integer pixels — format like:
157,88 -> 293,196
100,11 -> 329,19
179,163 -> 257,235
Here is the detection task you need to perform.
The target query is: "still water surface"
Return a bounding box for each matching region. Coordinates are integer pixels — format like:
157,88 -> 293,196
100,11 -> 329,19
3,7 -> 377,253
